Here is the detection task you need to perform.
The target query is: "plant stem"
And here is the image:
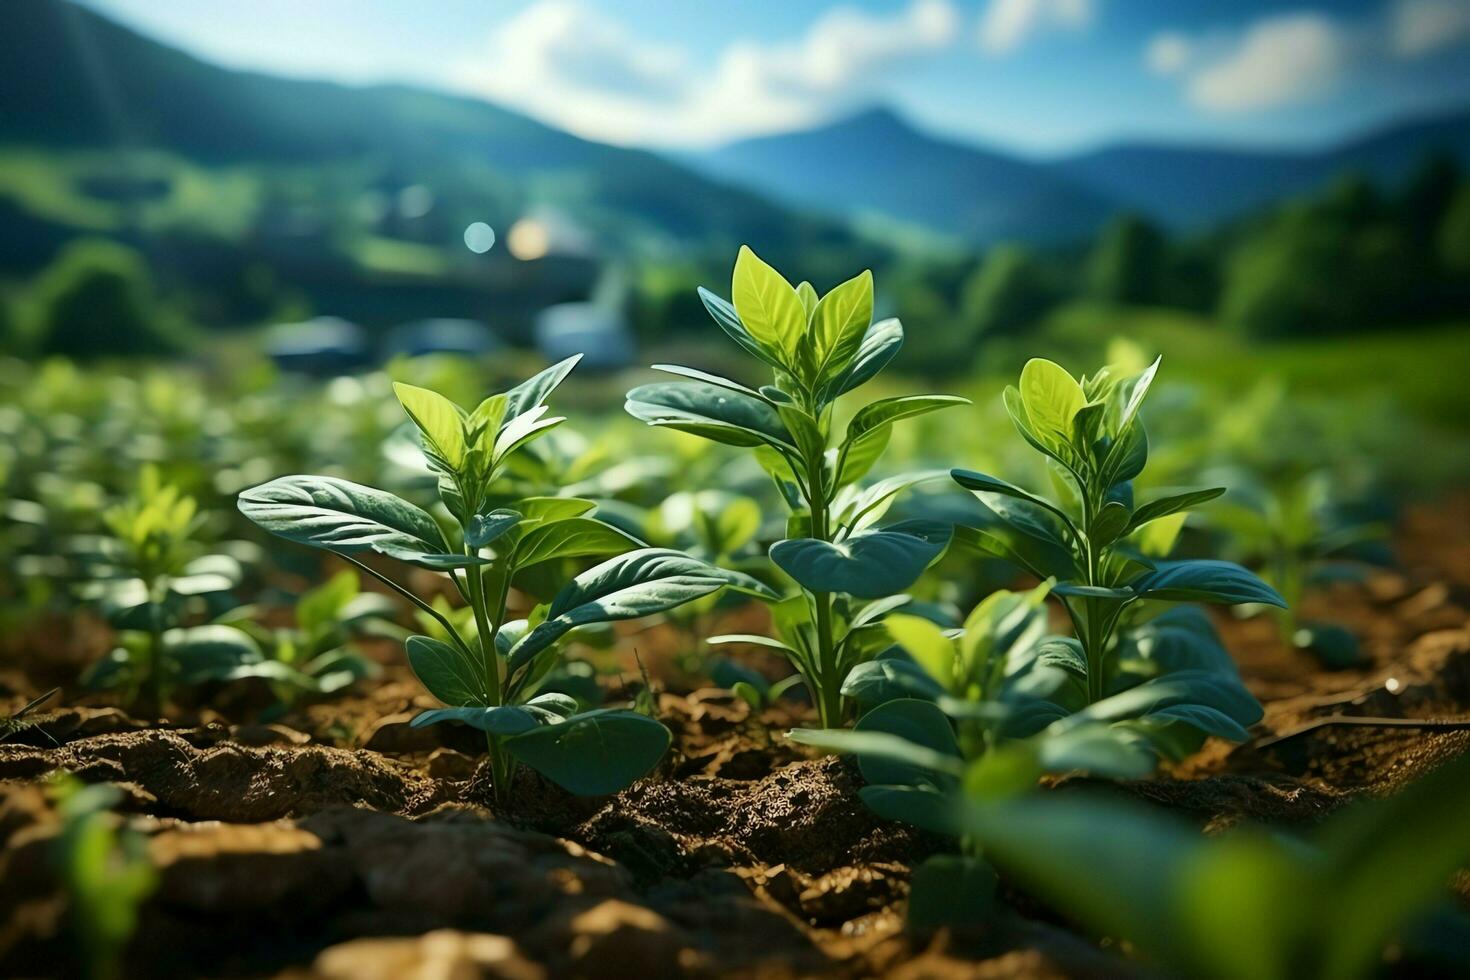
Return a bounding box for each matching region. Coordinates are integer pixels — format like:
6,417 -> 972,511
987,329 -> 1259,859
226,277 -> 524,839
803,446 -> 842,728
464,559 -> 513,808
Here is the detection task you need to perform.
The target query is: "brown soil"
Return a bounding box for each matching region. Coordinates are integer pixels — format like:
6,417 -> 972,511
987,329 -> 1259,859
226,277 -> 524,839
2,497 -> 1469,978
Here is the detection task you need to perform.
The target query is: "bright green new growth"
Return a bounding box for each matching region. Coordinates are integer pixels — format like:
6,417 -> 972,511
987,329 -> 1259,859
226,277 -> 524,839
81,466 -> 256,716
627,246 -> 967,726
240,357 -> 761,802
954,355 -> 1286,704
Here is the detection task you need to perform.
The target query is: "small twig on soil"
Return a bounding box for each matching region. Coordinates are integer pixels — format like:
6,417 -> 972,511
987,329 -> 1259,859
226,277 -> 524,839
1254,715 -> 1470,750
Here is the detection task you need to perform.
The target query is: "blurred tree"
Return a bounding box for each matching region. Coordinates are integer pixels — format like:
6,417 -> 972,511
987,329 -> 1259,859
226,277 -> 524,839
1219,189 -> 1415,337
30,239 -> 183,358
1439,183 -> 1470,280
1397,152 -> 1460,251
888,269 -> 961,373
960,245 -> 1055,339
1086,213 -> 1165,304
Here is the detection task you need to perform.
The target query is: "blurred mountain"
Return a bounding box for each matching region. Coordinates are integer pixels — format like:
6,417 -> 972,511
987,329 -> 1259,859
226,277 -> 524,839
0,0 -> 859,261
693,107 -> 1117,245
1054,108 -> 1470,228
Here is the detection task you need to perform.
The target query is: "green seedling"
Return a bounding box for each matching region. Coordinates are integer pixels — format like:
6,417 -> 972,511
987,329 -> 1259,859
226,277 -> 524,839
1211,469 -> 1388,667
48,774 -> 157,980
959,748 -> 1470,980
80,467 -> 257,717
218,569 -> 395,710
628,246 -> 967,726
951,356 -> 1285,705
239,358 -> 767,802
0,687 -> 60,743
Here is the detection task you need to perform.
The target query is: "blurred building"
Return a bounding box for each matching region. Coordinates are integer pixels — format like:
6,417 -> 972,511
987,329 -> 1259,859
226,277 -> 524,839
383,318 -> 502,359
533,303 -> 634,371
265,316 -> 370,375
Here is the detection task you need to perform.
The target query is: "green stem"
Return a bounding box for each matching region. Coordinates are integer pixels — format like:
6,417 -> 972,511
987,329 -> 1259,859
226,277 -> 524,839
144,583 -> 166,719
464,559 -> 515,808
803,446 -> 843,728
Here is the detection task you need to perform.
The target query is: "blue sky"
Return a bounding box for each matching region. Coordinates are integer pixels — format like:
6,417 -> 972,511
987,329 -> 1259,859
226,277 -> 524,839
78,0 -> 1470,155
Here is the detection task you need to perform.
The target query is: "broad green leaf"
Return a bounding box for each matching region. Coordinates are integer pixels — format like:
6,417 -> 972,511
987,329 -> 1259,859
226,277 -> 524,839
1131,560 -> 1286,607
1032,724 -> 1158,779
845,395 -> 968,445
1018,359 -> 1085,447
837,470 -> 947,534
951,469 -> 1077,536
650,364 -> 770,402
836,422 -> 891,487
1126,487 -> 1225,534
165,625 -> 261,683
512,517 -> 642,569
465,508 -> 521,549
295,569 -> 358,635
411,698 -> 574,736
841,658 -> 945,712
626,382 -> 794,449
507,549 -> 732,668
810,269 -> 873,381
698,287 -> 785,370
465,393 -> 509,448
789,718 -> 963,784
392,382 -> 466,470
886,613 -> 955,689
506,708 -> 671,795
406,635 -> 486,706
732,245 -> 805,357
859,784 -> 962,836
831,318 -> 903,398
238,475 -> 447,560
854,697 -> 962,786
770,519 -> 951,599
1117,355 -> 1161,434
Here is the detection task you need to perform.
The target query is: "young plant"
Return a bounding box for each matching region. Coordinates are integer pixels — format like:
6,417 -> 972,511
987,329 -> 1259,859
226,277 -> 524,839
48,774 -> 157,980
950,356 -> 1285,706
959,748 -> 1470,980
1211,469 -> 1388,667
218,569 -> 395,710
239,358 -> 763,802
626,246 -> 967,726
80,467 -> 256,717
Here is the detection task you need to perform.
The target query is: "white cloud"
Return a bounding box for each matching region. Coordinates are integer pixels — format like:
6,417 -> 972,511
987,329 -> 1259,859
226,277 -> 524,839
1188,14 -> 1351,112
451,0 -> 960,147
1391,0 -> 1470,56
1150,1 -> 1470,115
1145,31 -> 1193,76
978,0 -> 1094,55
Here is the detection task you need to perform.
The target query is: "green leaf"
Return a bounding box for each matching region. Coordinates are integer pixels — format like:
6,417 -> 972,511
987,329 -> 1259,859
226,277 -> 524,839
732,245 -> 805,357
837,470 -> 947,534
841,658 -> 945,712
512,517 -> 642,569
1117,355 -> 1161,434
506,708 -> 671,795
411,698 -> 574,736
1131,560 -> 1286,607
830,318 -> 903,397
626,382 -> 794,449
392,382 -> 466,471
1018,358 -> 1085,448
494,405 -> 565,462
708,633 -> 796,653
770,519 -> 951,599
504,354 -> 581,419
1126,487 -> 1225,534
836,423 -> 891,487
810,269 -> 873,381
886,613 -> 955,689
859,784 -> 962,836
406,635 -> 486,706
237,475 -> 448,561
795,280 -> 819,319
950,469 -> 1077,537
907,855 -> 998,928
465,508 -> 521,549
855,697 -> 962,787
165,625 -> 261,683
698,287 -> 785,370
650,364 -> 770,403
295,569 -> 358,635
845,395 -> 969,446
465,393 -> 509,448
507,549 -> 732,668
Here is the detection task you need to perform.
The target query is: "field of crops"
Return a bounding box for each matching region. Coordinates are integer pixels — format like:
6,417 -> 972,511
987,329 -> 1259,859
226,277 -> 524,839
2,248 -> 1468,979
